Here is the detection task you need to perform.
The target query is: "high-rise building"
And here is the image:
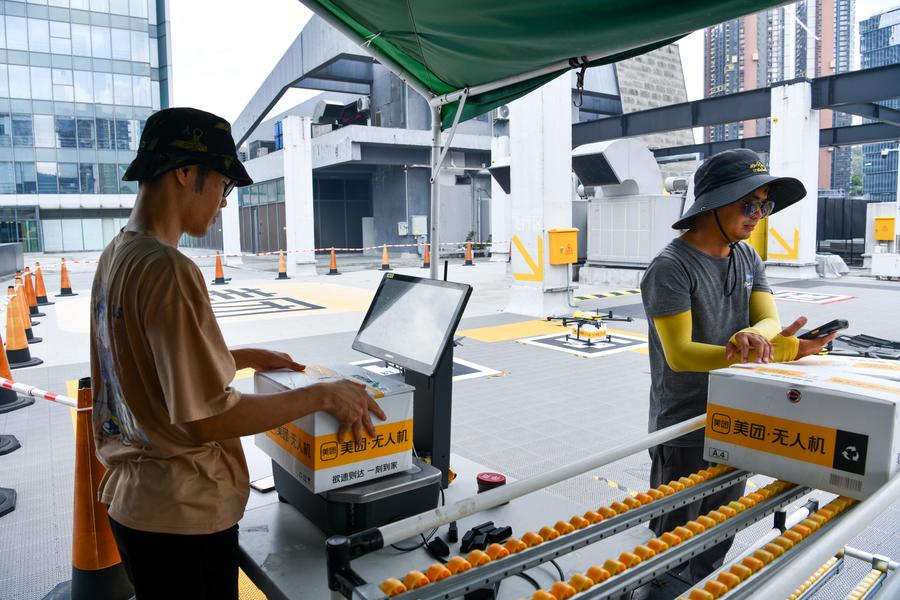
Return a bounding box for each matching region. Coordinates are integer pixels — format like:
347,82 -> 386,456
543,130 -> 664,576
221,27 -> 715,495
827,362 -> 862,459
0,0 -> 171,252
860,7 -> 900,203
703,0 -> 855,193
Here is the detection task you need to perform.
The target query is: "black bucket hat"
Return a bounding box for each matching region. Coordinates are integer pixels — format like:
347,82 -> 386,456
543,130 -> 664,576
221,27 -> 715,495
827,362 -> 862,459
123,107 -> 252,186
673,149 -> 806,230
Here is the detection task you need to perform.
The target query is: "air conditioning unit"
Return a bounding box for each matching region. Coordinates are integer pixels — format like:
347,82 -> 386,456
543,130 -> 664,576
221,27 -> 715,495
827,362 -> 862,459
356,97 -> 371,113
494,105 -> 510,121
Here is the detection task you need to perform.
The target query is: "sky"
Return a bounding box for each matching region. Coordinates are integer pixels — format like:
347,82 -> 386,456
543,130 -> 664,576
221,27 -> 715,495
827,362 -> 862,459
170,1 -> 900,130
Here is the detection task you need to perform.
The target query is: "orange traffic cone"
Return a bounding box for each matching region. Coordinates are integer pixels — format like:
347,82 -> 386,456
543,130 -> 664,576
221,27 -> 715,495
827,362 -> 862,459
34,262 -> 54,306
464,241 -> 474,266
380,244 -> 392,271
0,329 -> 31,416
276,250 -> 290,280
327,247 -> 340,276
24,267 -> 45,317
68,377 -> 133,599
14,279 -> 40,344
422,243 -> 431,269
55,258 -> 78,297
211,252 -> 229,285
6,286 -> 41,368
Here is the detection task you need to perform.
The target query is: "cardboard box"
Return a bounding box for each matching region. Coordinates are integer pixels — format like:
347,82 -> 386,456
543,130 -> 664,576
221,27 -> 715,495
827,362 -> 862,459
704,356 -> 900,500
255,365 -> 414,494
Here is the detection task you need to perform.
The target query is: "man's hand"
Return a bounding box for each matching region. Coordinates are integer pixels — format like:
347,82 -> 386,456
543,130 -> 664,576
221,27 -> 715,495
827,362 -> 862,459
779,316 -> 838,360
315,380 -> 387,444
231,348 -> 305,372
726,331 -> 773,363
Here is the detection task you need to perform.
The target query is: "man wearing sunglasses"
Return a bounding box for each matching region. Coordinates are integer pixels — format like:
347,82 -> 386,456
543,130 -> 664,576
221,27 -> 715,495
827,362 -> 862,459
89,108 -> 383,599
639,149 -> 837,584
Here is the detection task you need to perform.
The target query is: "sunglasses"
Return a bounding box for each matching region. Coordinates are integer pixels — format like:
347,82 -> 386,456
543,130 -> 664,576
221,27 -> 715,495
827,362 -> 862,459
742,199 -> 775,218
223,179 -> 237,198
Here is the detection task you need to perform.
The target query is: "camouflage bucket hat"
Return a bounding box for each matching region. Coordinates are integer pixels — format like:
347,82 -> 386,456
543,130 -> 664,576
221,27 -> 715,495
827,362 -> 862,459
122,107 -> 252,186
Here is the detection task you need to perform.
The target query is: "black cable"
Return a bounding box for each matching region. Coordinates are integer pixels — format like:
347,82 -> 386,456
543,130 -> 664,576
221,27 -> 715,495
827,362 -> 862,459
550,559 -> 565,581
390,526 -> 438,552
515,573 -> 541,590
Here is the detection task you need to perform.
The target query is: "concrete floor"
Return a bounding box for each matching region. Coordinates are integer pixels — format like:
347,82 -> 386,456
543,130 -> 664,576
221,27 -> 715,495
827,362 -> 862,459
1,254 -> 899,599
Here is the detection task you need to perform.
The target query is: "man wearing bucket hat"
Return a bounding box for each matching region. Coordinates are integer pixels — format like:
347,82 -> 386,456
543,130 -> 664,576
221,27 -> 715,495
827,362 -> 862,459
89,108 -> 384,599
639,149 -> 837,584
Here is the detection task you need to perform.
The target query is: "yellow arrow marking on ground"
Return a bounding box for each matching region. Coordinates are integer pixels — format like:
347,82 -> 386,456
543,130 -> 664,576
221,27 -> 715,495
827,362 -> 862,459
769,227 -> 800,260
512,234 -> 544,282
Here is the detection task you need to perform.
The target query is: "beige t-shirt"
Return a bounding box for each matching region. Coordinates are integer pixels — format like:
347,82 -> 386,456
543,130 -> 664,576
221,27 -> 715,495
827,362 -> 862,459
89,231 -> 248,534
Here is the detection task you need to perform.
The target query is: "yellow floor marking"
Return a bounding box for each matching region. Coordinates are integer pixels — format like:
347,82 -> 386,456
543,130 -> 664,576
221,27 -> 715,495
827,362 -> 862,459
630,346 -> 650,355
239,568 -> 267,599
458,319 -> 566,342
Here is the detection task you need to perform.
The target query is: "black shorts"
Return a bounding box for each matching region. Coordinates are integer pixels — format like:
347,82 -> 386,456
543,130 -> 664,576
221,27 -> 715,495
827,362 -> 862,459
108,517 -> 239,600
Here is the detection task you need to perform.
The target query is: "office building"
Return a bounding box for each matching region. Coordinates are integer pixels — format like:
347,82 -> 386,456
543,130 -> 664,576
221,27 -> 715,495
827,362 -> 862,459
0,0 -> 171,252
860,6 -> 900,202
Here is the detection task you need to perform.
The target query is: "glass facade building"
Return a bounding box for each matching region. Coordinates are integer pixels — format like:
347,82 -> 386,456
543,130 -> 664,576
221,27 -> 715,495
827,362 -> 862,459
0,0 -> 170,252
860,7 -> 900,203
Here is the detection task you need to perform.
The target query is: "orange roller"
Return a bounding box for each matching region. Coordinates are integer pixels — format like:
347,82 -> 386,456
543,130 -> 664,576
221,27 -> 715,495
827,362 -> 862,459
697,516 -> 717,529
635,493 -> 654,505
753,549 -> 775,564
717,571 -> 741,589
549,581 -> 576,599
403,571 -> 429,589
622,496 -> 642,509
426,563 -> 451,582
673,526 -> 694,540
379,578 -> 407,597
504,538 -> 527,553
569,515 -> 590,530
678,477 -> 694,487
748,492 -> 765,504
784,529 -> 805,543
633,545 -> 655,561
688,473 -> 704,484
466,549 -> 491,567
802,518 -> 821,531
619,551 -> 641,568
603,559 -> 626,575
689,590 -> 714,600
522,531 -> 544,547
729,564 -> 753,581
738,496 -> 756,508
539,526 -> 560,540
660,532 -> 682,547
597,506 -> 617,519
657,484 -> 675,495
685,521 -> 706,535
583,510 -> 603,524
610,501 -> 630,514
531,591 -> 555,600
585,566 -> 610,583
704,580 -> 728,598
447,556 -> 471,574
718,505 -> 737,518
485,543 -> 509,560
554,520 -> 575,535
727,501 -> 746,513
667,480 -> 685,492
742,556 -> 765,572
764,543 -> 785,558
647,539 -> 669,553
568,574 -> 593,592
772,536 -> 794,551
645,489 -> 664,500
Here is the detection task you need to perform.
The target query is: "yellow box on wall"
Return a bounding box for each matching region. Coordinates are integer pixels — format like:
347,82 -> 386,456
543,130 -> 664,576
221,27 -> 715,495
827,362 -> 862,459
548,228 -> 578,265
874,217 -> 896,242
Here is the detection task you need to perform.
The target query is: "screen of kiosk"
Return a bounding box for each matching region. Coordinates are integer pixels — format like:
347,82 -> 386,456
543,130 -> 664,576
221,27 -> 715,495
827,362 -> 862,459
352,273 -> 472,376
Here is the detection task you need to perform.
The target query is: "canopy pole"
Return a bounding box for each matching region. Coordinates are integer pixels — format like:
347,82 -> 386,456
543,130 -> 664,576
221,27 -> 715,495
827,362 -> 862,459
429,104 -> 441,280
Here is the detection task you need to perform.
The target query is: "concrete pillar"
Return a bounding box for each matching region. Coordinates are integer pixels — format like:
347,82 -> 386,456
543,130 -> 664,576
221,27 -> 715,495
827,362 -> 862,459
766,81 -> 819,279
283,115 -> 317,277
506,74 -> 573,316
221,186 -> 242,265
490,133 -> 511,262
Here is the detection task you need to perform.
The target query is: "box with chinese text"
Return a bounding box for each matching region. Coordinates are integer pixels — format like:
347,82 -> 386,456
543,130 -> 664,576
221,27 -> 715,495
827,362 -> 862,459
704,356 -> 900,500
255,365 -> 414,494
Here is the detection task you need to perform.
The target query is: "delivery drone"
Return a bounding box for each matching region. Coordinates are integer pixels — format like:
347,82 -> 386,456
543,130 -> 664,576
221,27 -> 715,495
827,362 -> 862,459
546,309 -> 633,346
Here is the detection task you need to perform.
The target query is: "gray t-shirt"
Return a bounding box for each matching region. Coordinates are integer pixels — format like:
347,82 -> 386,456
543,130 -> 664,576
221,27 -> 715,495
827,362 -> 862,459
640,238 -> 770,446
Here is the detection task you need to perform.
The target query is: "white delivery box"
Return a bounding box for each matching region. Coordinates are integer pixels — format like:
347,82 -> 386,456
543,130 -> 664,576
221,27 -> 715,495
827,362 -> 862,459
254,364 -> 414,494
704,356 -> 900,500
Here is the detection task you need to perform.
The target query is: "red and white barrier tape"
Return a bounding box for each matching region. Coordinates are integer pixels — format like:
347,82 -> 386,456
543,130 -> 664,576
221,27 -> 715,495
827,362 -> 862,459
0,377 -> 83,410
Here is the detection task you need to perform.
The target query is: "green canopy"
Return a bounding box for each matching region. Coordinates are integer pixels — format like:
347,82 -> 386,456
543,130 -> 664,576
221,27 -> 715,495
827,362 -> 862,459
299,0 -> 788,128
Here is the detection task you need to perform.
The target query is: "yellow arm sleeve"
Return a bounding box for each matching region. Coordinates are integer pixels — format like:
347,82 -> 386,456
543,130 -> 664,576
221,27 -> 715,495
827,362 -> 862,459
728,291 -> 800,362
653,311 -> 734,373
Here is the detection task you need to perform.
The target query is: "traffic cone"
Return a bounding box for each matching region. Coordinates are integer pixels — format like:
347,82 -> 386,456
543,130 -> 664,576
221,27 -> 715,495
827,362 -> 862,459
34,262 -> 54,306
422,243 -> 431,269
14,280 -> 40,344
211,252 -> 229,285
5,286 -> 41,368
464,241 -> 474,266
276,250 -> 290,280
0,328 -> 31,415
24,267 -> 45,317
327,247 -> 340,275
67,377 -> 133,599
55,258 -> 78,297
380,244 -> 392,271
